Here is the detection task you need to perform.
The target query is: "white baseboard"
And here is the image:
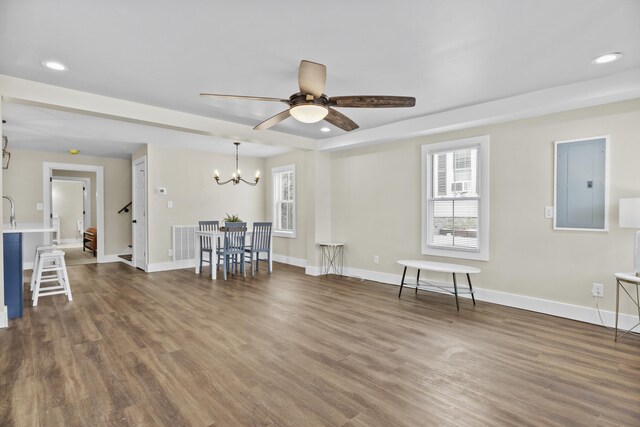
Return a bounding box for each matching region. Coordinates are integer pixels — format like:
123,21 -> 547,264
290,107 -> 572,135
144,254 -> 304,274
305,265 -> 321,276
99,254 -> 126,264
272,254 -> 307,268
0,306 -> 8,329
59,238 -> 81,244
147,259 -> 196,273
314,266 -> 640,333
22,254 -> 130,270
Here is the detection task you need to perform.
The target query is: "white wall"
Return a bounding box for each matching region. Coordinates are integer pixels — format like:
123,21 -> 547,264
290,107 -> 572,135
52,180 -> 84,241
52,170 -> 98,228
2,149 -> 131,256
264,150 -> 309,263
146,144 -> 266,265
330,99 -> 640,316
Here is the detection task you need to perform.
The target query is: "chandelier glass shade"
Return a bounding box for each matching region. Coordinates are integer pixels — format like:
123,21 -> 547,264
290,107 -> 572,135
290,104 -> 328,123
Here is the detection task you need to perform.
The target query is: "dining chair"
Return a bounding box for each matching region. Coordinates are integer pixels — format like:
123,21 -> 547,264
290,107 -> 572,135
216,222 -> 247,280
245,222 -> 272,276
198,220 -> 219,276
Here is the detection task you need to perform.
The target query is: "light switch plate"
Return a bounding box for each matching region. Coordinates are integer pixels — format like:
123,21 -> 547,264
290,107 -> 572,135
545,206 -> 554,219
167,200 -> 173,208
36,202 -> 44,211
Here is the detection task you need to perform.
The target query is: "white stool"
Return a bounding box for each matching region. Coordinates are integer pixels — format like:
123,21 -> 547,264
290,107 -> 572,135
30,245 -> 58,291
32,250 -> 72,306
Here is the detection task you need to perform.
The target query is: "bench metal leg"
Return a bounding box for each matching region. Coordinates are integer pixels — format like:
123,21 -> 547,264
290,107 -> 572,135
467,273 -> 476,305
452,273 -> 460,311
415,269 -> 420,294
398,266 -> 407,297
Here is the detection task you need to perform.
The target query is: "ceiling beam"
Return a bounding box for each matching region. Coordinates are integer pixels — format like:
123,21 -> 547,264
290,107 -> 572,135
319,68 -> 640,151
0,75 -> 318,151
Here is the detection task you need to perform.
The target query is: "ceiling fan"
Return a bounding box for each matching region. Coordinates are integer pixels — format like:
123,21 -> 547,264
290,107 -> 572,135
200,60 -> 416,132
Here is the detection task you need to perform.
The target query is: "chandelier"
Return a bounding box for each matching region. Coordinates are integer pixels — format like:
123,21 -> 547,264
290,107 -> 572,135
214,142 -> 260,186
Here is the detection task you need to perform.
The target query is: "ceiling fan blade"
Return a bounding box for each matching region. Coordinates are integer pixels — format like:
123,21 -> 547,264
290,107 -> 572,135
200,93 -> 288,103
254,109 -> 291,130
324,108 -> 359,132
298,60 -> 326,98
329,96 -> 416,108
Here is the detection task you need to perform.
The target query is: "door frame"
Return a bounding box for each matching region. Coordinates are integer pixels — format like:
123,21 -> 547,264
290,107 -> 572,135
132,155 -> 147,271
43,162 -> 105,261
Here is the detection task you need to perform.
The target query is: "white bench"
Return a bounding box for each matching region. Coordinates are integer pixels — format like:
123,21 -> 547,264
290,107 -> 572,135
397,260 -> 480,311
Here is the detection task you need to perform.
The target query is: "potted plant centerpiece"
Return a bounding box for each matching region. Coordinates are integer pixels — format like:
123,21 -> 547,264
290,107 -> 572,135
220,213 -> 242,230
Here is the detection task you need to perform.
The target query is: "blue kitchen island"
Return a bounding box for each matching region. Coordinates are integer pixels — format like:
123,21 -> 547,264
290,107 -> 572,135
3,224 -> 54,319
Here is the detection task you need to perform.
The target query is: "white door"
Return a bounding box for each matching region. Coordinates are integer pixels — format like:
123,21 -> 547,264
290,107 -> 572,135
132,158 -> 147,270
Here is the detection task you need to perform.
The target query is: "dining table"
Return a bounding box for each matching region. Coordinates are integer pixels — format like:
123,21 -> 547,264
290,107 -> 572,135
193,229 -> 273,279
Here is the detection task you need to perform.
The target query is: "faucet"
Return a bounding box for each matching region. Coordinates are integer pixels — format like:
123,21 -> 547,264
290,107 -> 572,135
3,195 -> 16,228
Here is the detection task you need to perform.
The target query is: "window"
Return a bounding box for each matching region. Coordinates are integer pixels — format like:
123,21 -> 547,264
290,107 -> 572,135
272,165 -> 296,237
422,135 -> 489,261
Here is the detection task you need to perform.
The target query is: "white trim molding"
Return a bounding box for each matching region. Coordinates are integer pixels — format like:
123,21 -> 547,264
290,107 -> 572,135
147,259 -> 196,273
43,162 -> 105,262
314,265 -> 639,333
0,306 -> 8,329
272,254 -> 307,268
422,135 -> 490,261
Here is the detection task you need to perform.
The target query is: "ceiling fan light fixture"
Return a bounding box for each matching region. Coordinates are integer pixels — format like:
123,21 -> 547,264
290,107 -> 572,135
290,104 -> 328,123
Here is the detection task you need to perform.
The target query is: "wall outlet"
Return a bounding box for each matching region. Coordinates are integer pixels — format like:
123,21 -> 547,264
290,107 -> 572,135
373,255 -> 379,264
592,283 -> 604,298
545,206 -> 554,219
168,248 -> 173,257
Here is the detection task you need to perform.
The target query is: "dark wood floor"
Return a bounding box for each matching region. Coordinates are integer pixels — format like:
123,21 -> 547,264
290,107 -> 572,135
1,262 -> 639,426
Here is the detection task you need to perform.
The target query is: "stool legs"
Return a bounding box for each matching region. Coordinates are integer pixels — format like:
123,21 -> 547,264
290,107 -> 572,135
30,245 -> 57,291
32,251 -> 72,307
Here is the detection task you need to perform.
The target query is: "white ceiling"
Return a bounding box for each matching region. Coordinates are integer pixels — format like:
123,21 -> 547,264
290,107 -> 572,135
1,103 -> 291,159
0,0 -> 639,158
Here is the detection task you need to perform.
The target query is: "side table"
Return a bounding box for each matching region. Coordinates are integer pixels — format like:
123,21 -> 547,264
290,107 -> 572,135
317,242 -> 344,276
613,272 -> 640,341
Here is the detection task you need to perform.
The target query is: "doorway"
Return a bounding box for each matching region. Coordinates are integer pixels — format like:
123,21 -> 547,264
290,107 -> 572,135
43,162 -> 105,262
51,174 -> 96,266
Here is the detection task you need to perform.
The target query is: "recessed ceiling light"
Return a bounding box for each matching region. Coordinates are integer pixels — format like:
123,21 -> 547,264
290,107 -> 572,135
320,127 -> 331,132
591,52 -> 623,65
41,60 -> 68,71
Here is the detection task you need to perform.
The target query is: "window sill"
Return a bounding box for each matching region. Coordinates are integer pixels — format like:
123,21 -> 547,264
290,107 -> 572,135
422,245 -> 488,262
274,231 -> 296,239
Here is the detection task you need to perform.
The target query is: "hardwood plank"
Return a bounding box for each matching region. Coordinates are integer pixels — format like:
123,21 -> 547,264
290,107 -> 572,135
0,261 -> 637,426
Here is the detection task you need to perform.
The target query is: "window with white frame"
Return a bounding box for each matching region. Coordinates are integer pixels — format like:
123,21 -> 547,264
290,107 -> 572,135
422,135 -> 489,261
272,165 -> 296,237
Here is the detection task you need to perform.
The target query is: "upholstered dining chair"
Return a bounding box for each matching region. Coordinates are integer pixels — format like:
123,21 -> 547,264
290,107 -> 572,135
198,220 -> 219,276
245,222 -> 272,276
216,222 -> 247,280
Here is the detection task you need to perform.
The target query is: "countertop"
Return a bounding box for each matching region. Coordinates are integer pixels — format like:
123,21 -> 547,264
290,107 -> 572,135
2,223 -> 55,234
